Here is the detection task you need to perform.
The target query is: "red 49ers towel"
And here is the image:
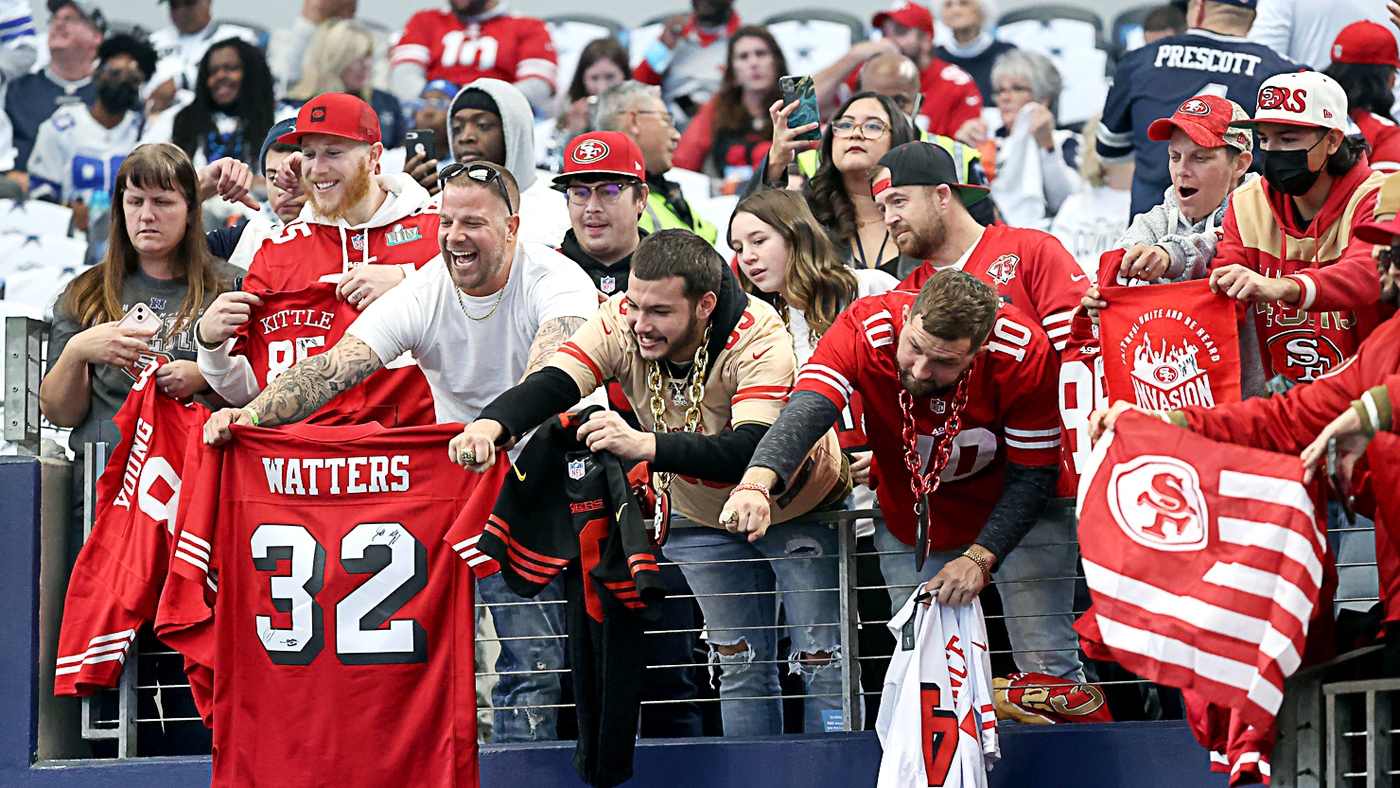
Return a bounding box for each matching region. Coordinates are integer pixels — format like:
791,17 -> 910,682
1098,278 -> 1242,410
1075,411 -> 1326,731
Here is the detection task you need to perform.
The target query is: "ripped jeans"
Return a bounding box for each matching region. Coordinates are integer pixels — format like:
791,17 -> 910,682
476,572 -> 566,742
662,521 -> 848,737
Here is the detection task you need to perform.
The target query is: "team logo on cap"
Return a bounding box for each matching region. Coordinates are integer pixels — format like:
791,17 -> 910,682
1178,98 -> 1211,116
1334,43 -> 1344,59
310,105 -> 327,122
1258,86 -> 1307,113
573,140 -> 610,164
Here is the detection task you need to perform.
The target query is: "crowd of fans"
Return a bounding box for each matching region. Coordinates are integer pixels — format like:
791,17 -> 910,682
9,0 -> 1400,751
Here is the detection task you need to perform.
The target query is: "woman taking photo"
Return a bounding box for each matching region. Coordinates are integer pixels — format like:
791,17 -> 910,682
285,19 -> 406,149
673,26 -> 786,185
763,91 -> 918,276
169,38 -> 276,167
552,37 -> 632,150
41,143 -> 242,563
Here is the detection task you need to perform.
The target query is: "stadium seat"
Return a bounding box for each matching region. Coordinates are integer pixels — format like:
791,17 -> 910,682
0,199 -> 73,238
1111,5 -> 1158,59
223,20 -> 272,50
623,13 -> 683,70
996,5 -> 1105,51
546,15 -> 625,101
763,10 -> 869,76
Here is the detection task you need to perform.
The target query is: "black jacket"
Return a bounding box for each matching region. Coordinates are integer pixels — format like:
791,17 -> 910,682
559,227 -> 646,297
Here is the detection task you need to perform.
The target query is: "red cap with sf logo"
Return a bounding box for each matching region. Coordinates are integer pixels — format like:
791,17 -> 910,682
1230,72 -> 1350,131
552,131 -> 647,187
278,92 -> 382,146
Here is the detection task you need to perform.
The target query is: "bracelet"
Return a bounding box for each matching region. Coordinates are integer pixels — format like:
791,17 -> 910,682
733,482 -> 771,502
194,322 -> 223,351
241,406 -> 260,427
961,547 -> 994,582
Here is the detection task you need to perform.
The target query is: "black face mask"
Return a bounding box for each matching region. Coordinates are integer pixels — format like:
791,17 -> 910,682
1261,135 -> 1327,196
96,79 -> 140,113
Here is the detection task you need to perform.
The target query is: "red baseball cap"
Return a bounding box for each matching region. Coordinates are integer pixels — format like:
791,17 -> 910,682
872,0 -> 934,37
1147,95 -> 1253,153
1353,215 -> 1400,245
1332,21 -> 1400,67
552,131 -> 646,186
278,92 -> 381,146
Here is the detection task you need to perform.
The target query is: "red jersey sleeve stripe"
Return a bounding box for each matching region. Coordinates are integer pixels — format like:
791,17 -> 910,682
733,392 -> 790,404
795,373 -> 851,408
559,342 -> 603,386
735,385 -> 791,395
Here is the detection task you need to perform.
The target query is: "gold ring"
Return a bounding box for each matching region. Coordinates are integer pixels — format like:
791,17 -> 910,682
460,449 -> 476,465
719,509 -> 739,526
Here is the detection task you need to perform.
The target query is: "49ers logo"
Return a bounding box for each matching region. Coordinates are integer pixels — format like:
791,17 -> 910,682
1178,98 -> 1211,116
1258,86 -> 1307,113
1268,329 -> 1343,382
986,254 -> 1020,285
572,140 -> 610,164
1108,456 -> 1209,551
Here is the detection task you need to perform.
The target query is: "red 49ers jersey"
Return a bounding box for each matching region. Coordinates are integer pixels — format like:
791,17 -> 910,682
155,423 -> 483,788
390,10 -> 558,91
242,205 -> 442,293
795,291 -> 1062,548
236,283 -> 435,427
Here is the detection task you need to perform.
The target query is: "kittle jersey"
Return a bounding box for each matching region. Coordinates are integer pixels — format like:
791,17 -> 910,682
796,292 -> 1061,548
243,207 -> 442,294
236,283 -> 435,427
1075,411 -> 1325,730
391,9 -> 558,90
877,592 -> 998,788
55,362 -> 207,695
154,423 -> 482,788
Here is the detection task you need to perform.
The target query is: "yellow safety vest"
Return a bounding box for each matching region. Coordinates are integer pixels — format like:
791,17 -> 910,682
639,191 -> 719,245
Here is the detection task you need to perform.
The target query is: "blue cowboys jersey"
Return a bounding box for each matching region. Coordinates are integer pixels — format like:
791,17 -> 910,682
28,103 -> 144,205
1097,30 -> 1301,219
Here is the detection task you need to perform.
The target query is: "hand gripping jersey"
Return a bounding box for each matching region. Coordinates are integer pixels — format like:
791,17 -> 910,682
1075,410 -> 1327,730
55,362 -> 207,695
236,283 -> 435,427
796,291 -> 1062,547
154,423 -> 482,788
390,9 -> 558,91
877,591 -> 998,788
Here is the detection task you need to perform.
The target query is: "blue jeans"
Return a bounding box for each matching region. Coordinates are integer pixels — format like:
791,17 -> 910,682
1329,500 -> 1380,613
476,572 -> 566,742
874,502 -> 1085,680
662,521 -> 849,736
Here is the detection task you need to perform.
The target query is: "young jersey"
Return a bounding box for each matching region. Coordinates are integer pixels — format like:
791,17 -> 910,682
391,8 -> 558,92
154,423 -> 482,788
877,592 -> 998,788
795,292 -> 1062,548
55,362 -> 207,695
27,103 -> 143,204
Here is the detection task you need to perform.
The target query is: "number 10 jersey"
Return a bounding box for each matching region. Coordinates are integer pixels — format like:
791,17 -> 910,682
155,422 -> 483,788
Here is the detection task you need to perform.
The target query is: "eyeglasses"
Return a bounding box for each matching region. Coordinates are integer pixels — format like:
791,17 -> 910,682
439,162 -> 513,215
832,118 -> 891,139
632,109 -> 674,126
560,182 -> 633,205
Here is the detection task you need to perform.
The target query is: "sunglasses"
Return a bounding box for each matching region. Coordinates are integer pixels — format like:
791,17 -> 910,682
439,162 -> 513,215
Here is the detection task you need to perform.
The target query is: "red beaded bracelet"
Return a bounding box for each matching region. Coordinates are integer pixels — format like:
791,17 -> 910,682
732,482 -> 771,501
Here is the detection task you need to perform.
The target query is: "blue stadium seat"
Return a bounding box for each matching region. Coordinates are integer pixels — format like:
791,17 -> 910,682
763,10 -> 870,76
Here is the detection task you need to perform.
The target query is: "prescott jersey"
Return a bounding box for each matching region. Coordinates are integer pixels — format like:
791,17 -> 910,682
1096,30 -> 1299,218
55,362 -> 207,695
877,592 -> 998,788
155,423 -> 484,788
391,7 -> 558,91
28,103 -> 143,204
235,283 -> 435,428
795,292 -> 1062,548
551,293 -> 845,528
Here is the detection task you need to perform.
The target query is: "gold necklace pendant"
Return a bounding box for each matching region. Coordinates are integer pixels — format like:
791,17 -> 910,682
645,322 -> 713,498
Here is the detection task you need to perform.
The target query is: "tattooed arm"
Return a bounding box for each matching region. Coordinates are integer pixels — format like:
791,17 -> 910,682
202,336 -> 383,445
519,316 -> 586,382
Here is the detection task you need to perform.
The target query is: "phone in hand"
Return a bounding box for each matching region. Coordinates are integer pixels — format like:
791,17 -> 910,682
779,76 -> 821,142
404,129 -> 436,163
116,302 -> 162,337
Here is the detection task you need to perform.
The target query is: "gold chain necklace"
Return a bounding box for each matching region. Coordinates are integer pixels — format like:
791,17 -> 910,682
455,283 -> 506,322
645,323 -> 712,503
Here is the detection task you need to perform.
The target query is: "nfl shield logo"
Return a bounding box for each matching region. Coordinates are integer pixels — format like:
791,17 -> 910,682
352,233 -> 367,251
600,276 -> 616,293
568,459 -> 587,480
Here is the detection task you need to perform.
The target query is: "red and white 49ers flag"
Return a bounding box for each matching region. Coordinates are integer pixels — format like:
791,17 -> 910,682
1098,276 -> 1241,410
1075,411 -> 1325,729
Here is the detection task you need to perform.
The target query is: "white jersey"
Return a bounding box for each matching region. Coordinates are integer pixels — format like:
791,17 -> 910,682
147,22 -> 261,94
877,591 -> 999,788
27,104 -> 143,204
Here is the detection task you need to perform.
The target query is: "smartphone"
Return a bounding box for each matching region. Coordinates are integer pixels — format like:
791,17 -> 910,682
1327,437 -> 1357,525
117,302 -> 162,337
779,76 -> 822,142
404,129 -> 436,162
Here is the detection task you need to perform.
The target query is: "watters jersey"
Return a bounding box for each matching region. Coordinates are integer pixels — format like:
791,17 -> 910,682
27,103 -> 142,204
154,422 -> 482,788
796,292 -> 1061,547
877,592 -> 998,788
391,9 -> 558,91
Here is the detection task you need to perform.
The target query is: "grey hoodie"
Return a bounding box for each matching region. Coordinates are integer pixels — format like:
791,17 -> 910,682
447,79 -> 571,247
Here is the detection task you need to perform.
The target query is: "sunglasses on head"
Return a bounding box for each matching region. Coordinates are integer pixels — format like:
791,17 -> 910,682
439,162 -> 513,215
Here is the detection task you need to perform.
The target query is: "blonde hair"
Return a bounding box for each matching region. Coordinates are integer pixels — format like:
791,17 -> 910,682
1080,113 -> 1108,188
289,19 -> 374,100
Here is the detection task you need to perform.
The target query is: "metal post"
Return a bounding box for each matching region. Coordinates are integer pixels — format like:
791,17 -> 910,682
4,316 -> 45,455
836,516 -> 860,732
1367,689 -> 1391,788
1326,689 -> 1345,787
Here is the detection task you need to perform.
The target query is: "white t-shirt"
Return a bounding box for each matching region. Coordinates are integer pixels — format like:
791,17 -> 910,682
1049,185 -> 1132,277
347,241 -> 599,425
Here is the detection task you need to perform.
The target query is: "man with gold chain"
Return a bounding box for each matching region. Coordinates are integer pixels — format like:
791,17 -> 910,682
455,229 -> 855,736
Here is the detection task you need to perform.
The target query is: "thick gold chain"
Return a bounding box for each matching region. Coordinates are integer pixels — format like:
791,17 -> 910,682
646,323 -> 712,495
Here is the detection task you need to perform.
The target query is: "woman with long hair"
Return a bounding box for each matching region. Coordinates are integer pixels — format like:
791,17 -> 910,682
673,26 -> 786,182
555,37 -> 631,142
40,143 -> 241,561
171,38 -> 275,167
1325,21 -> 1400,172
286,19 -> 406,148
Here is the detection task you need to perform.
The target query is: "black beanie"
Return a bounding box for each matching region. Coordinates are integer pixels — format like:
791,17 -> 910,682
450,88 -> 501,119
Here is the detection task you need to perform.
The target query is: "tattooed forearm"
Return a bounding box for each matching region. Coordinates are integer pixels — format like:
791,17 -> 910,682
520,316 -> 586,381
247,336 -> 383,426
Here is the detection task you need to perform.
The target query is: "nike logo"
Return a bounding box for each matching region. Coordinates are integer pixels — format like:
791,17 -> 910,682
512,463 -> 526,482
616,502 -> 628,520
1070,273 -> 1089,282
753,347 -> 771,360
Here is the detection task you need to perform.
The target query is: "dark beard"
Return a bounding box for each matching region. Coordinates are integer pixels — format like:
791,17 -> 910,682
893,213 -> 948,261
899,367 -> 943,398
668,310 -> 705,361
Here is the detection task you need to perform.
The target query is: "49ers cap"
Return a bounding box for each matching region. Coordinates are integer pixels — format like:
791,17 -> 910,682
1230,72 -> 1349,131
552,131 -> 646,186
872,0 -> 934,36
278,92 -> 382,146
873,141 -> 989,205
1332,20 -> 1400,67
1148,95 -> 1253,153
